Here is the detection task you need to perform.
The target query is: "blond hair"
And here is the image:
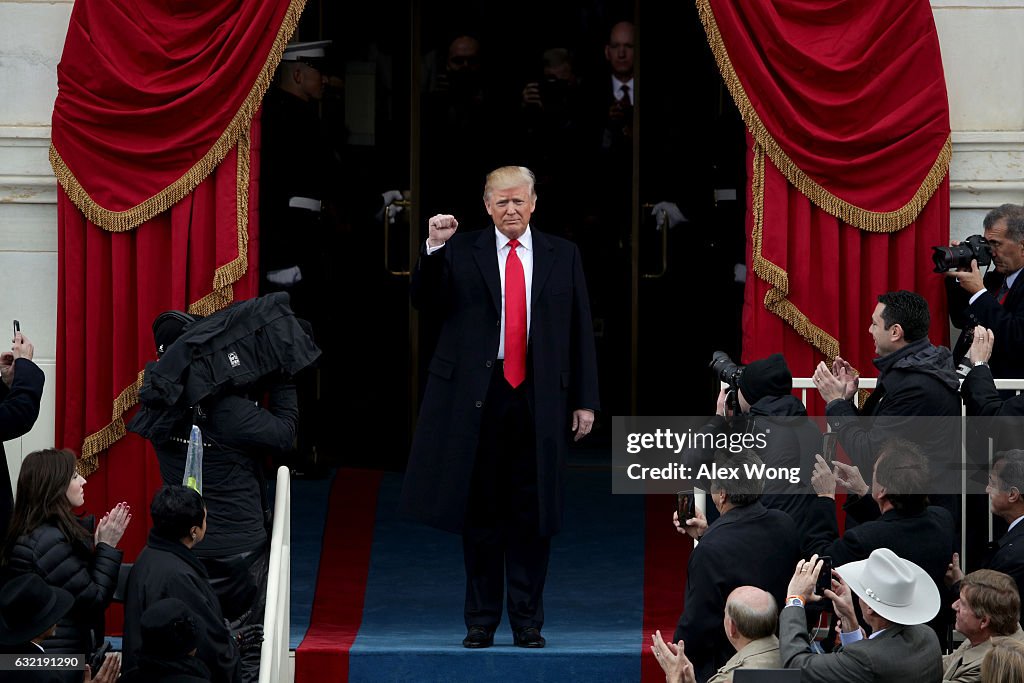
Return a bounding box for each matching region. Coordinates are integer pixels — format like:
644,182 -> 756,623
483,166 -> 536,201
981,638 -> 1024,683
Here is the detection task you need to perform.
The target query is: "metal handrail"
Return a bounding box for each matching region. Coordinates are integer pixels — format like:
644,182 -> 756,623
259,466 -> 292,683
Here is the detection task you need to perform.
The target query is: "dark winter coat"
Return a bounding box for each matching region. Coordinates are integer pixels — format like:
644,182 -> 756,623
680,395 -> 821,532
673,501 -> 800,683
0,358 -> 45,535
826,338 -> 962,489
948,269 -> 1024,378
4,519 -> 122,653
148,383 -> 297,558
399,228 -> 600,536
123,532 -> 239,683
962,363 -> 1024,451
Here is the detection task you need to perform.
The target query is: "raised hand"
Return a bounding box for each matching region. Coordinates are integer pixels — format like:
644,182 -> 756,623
427,214 -> 459,248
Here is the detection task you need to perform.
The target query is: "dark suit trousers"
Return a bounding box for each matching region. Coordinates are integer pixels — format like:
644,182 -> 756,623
463,362 -> 550,631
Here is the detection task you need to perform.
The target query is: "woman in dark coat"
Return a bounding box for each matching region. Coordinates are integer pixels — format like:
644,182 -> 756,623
1,448 -> 131,654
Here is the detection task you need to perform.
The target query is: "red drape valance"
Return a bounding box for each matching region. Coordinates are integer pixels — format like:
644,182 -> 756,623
51,0 -> 304,231
699,0 -> 951,232
52,0 -> 302,632
697,0 -> 952,386
51,0 -> 302,474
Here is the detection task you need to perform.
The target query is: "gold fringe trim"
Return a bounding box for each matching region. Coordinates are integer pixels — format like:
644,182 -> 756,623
50,0 -> 307,232
79,371 -> 145,476
696,0 -> 950,233
78,127 -> 254,473
751,143 -> 842,363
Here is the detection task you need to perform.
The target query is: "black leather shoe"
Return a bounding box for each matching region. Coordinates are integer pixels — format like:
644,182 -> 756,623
513,627 -> 545,648
462,625 -> 494,648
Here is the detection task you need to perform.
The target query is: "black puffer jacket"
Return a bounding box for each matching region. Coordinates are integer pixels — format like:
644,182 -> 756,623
5,519 -> 122,653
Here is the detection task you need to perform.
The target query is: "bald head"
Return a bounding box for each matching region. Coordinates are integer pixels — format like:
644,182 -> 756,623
605,21 -> 635,80
447,35 -> 481,73
725,586 -> 778,641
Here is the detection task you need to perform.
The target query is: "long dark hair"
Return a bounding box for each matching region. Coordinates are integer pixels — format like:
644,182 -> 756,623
2,448 -> 90,563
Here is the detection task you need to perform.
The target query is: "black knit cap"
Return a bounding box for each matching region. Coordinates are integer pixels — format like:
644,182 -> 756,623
737,353 -> 792,405
152,310 -> 199,357
140,598 -> 205,659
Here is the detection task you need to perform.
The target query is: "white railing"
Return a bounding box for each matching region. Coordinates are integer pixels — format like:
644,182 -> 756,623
259,466 -> 292,683
789,376 -> 1024,572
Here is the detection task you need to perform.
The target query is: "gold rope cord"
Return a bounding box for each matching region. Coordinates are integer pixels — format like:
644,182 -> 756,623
50,0 -> 307,233
78,128 -> 253,475
696,0 -> 950,233
750,143 -> 842,363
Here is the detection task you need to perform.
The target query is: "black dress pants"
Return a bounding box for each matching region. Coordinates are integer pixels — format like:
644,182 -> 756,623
463,363 -> 550,631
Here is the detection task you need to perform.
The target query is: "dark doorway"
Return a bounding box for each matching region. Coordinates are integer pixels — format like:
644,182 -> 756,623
272,0 -> 747,467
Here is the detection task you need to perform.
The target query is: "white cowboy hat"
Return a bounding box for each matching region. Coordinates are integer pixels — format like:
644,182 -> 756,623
836,547 -> 940,626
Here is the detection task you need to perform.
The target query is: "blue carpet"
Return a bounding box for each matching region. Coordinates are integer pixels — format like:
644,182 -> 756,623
285,472 -> 336,647
345,470 -> 646,682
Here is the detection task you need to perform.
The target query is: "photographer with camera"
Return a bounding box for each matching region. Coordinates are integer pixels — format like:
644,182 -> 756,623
942,204 -> 1024,379
681,352 -> 821,533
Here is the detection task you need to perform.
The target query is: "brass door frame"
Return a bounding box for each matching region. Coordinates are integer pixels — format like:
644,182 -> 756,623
408,0 -> 422,436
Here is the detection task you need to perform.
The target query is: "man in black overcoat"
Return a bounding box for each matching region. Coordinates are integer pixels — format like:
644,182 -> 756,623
0,331 -> 44,535
672,450 -> 800,683
945,203 -> 1024,379
399,166 -> 599,649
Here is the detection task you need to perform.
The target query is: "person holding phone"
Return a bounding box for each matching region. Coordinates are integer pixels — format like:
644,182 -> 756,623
672,450 -> 799,682
0,324 -> 44,534
806,439 -> 955,647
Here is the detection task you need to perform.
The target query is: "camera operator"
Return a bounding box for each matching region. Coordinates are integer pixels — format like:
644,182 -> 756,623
944,204 -> 1024,379
683,353 -> 821,532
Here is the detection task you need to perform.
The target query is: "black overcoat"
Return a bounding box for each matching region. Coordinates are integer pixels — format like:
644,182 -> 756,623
399,227 -> 599,536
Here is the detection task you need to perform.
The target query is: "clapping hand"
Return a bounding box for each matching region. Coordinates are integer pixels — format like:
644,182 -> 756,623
95,502 -> 131,548
84,652 -> 120,683
833,461 -> 869,497
810,454 -> 837,498
967,326 -> 994,365
650,630 -> 696,683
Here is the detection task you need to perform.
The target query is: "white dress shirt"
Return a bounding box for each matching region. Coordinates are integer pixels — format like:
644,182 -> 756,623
612,76 -> 634,104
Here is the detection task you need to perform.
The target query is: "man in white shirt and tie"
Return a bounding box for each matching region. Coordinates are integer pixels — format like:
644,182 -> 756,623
946,204 -> 1024,379
400,165 -> 599,650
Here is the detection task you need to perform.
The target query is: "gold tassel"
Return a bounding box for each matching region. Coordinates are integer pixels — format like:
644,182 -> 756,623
750,144 -> 846,365
79,127 -> 254,471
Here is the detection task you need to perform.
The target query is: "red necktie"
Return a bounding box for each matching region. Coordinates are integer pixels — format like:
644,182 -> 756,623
504,239 -> 526,387
998,279 -> 1010,305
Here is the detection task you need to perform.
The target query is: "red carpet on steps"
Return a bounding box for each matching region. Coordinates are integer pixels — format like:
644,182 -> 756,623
294,469 -> 383,682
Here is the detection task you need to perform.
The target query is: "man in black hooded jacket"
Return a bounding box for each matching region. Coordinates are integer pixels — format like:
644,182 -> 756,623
680,353 -> 821,534
813,290 -> 962,509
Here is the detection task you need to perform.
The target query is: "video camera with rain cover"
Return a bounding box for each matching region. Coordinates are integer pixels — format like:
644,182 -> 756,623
710,351 -> 744,416
932,234 -> 992,273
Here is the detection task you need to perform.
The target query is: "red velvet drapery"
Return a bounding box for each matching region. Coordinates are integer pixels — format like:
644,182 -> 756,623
697,0 -> 952,387
50,0 -> 303,629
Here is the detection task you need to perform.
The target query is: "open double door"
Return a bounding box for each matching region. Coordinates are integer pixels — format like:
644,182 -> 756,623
294,0 -> 746,467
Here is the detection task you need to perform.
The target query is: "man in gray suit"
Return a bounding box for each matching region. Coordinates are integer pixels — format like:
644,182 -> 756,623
780,548 -> 943,682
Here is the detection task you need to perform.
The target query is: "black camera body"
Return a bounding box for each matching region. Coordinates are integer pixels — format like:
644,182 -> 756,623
710,351 -> 744,415
710,351 -> 744,389
932,234 -> 992,273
